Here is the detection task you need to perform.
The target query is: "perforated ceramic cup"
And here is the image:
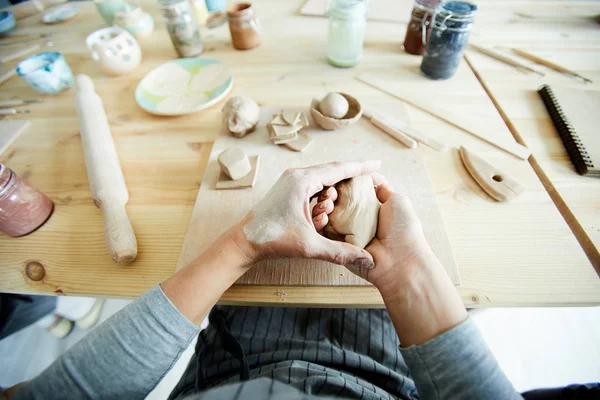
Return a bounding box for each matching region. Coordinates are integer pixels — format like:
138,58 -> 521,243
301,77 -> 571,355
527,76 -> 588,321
86,27 -> 142,75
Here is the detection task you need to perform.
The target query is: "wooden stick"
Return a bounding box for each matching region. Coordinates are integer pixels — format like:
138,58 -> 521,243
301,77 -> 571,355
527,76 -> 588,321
0,69 -> 16,85
511,48 -> 593,84
0,108 -> 29,115
0,41 -> 52,64
369,116 -> 418,149
468,43 -> 545,76
363,107 -> 448,152
0,99 -> 42,108
356,73 -> 531,160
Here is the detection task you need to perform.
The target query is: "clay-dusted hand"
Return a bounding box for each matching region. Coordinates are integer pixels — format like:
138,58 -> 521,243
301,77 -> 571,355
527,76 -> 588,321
313,176 -> 435,292
241,161 -> 382,269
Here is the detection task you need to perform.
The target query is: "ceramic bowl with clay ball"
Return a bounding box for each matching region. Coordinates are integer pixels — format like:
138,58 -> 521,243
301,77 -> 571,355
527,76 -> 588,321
86,27 -> 142,76
17,51 -> 73,95
310,92 -> 362,131
135,58 -> 233,116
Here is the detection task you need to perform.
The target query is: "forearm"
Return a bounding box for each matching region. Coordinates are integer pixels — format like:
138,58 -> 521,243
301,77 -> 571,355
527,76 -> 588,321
13,286 -> 199,400
161,222 -> 253,325
380,241 -> 520,400
12,225 -> 253,400
379,243 -> 467,347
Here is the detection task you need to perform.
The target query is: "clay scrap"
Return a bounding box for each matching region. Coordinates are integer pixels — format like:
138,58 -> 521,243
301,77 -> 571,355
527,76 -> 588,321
218,147 -> 251,180
324,175 -> 380,249
216,147 -> 259,190
267,110 -> 312,151
222,96 -> 260,138
216,155 -> 260,190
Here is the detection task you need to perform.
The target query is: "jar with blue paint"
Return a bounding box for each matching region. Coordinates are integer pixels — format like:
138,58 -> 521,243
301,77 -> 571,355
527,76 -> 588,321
327,0 -> 367,68
420,1 -> 477,80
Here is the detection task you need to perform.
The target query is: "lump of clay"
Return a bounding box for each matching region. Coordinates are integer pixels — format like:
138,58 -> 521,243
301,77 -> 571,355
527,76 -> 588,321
324,175 -> 380,249
218,147 -> 251,180
221,96 -> 260,138
319,92 -> 349,119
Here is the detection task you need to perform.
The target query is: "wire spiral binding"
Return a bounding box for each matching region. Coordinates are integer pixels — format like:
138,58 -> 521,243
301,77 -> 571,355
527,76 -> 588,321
538,85 -> 595,175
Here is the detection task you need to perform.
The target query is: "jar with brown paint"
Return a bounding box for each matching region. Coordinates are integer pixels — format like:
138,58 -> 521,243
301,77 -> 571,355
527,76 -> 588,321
227,3 -> 261,50
0,163 -> 54,237
403,3 -> 435,55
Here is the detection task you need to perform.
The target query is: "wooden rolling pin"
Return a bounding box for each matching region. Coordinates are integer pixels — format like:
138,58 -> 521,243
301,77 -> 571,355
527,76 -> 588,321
75,74 -> 137,264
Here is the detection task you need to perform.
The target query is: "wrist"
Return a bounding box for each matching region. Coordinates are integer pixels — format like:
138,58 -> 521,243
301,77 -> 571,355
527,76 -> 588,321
375,241 -> 444,301
223,221 -> 260,268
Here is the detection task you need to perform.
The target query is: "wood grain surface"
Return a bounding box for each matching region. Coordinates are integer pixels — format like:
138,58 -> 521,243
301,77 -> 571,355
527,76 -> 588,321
0,0 -> 599,306
463,0 -> 600,273
176,105 -> 460,286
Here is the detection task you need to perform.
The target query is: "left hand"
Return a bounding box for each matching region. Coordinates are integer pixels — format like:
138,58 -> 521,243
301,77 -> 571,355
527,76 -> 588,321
238,160 -> 381,269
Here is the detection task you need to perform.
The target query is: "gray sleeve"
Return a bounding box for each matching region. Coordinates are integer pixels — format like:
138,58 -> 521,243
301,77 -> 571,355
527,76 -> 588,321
400,317 -> 522,400
14,285 -> 200,400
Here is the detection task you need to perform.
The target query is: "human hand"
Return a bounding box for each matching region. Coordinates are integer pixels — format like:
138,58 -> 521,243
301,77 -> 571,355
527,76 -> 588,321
239,160 -> 381,269
315,176 -> 439,295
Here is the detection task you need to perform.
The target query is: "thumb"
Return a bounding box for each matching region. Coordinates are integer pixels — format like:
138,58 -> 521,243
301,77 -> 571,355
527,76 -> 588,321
305,234 -> 375,269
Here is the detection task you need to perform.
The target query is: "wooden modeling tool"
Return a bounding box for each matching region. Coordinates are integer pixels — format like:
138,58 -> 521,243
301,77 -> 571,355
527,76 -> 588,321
0,108 -> 29,115
362,108 -> 417,149
459,146 -> 525,202
356,73 -> 532,160
74,74 -> 137,264
364,107 -> 448,152
511,48 -> 593,84
0,120 -> 29,155
468,43 -> 545,76
0,41 -> 53,64
0,69 -> 17,85
0,99 -> 42,108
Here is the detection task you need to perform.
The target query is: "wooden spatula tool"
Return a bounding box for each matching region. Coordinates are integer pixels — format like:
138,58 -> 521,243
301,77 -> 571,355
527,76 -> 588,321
75,74 -> 137,264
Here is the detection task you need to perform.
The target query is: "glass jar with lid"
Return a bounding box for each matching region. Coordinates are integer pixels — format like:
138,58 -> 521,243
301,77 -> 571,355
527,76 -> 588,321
157,0 -> 204,58
420,1 -> 477,79
327,0 -> 368,68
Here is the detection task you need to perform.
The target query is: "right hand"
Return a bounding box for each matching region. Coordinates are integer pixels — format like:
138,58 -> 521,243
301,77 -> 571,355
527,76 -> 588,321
355,182 -> 438,296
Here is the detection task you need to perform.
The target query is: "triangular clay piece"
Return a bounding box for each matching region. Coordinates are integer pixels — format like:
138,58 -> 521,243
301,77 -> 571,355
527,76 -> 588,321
284,133 -> 313,152
459,146 -> 525,202
282,110 -> 300,126
269,115 -> 288,126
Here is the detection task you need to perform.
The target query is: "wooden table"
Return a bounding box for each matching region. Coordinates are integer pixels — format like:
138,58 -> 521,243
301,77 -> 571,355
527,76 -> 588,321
1,0 -> 599,307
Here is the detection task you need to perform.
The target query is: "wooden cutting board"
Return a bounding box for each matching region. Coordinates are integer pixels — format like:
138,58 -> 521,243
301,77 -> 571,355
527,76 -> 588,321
177,104 -> 460,286
0,120 -> 29,155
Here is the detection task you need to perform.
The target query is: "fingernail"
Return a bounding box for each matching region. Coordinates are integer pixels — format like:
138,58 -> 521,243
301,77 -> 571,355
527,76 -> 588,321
351,258 -> 374,269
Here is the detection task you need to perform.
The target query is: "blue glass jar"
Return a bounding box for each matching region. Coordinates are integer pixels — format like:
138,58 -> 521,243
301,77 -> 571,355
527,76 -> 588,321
327,0 -> 368,68
420,1 -> 477,80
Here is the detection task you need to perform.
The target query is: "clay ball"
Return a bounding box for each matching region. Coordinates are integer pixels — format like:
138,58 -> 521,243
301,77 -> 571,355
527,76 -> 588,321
318,92 -> 349,119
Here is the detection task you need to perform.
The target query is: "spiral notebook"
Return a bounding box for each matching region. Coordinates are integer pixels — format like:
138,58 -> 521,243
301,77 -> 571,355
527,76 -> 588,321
538,85 -> 600,176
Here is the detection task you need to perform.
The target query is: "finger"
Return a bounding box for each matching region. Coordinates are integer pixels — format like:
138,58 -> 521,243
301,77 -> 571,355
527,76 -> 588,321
304,160 -> 382,195
318,186 -> 338,203
305,234 -> 374,269
312,212 -> 329,231
375,183 -> 394,203
370,172 -> 388,187
312,198 -> 334,217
